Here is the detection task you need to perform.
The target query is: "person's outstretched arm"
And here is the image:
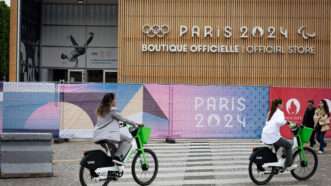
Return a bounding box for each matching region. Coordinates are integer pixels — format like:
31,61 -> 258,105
111,111 -> 139,126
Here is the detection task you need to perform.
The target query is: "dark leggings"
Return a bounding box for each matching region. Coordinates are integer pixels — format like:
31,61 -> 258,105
274,138 -> 293,167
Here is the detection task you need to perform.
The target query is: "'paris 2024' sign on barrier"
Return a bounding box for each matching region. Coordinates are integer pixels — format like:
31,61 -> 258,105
171,85 -> 269,138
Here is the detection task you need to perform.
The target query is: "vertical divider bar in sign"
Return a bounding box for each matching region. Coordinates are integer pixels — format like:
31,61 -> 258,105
168,85 -> 174,138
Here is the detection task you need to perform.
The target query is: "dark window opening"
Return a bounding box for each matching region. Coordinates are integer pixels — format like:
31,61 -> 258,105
52,69 -> 67,82
105,71 -> 117,83
88,70 -> 103,82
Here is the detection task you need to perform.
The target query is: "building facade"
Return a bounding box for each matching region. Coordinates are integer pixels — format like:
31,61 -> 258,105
9,0 -> 331,87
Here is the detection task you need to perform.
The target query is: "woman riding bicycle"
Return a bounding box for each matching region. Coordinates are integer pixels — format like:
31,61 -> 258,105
249,98 -> 319,185
94,93 -> 140,165
261,98 -> 295,170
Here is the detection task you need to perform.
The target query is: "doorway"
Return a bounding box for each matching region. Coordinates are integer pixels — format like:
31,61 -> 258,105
52,69 -> 67,82
68,69 -> 85,83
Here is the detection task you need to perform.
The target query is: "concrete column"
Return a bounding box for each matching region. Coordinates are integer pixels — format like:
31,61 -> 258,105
40,68 -> 49,82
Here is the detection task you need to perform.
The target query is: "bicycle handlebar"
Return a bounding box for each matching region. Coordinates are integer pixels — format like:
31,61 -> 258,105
120,122 -> 144,128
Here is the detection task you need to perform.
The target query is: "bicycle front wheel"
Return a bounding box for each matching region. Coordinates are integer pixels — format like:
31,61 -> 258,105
131,148 -> 158,186
291,147 -> 318,180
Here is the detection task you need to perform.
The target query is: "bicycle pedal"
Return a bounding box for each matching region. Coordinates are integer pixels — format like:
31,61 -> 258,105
261,170 -> 272,175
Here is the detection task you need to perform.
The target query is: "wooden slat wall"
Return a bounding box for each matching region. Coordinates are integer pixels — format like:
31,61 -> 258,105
118,0 -> 330,87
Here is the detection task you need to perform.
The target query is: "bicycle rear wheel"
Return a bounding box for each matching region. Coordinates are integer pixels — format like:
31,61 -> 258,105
248,160 -> 274,185
79,166 -> 97,186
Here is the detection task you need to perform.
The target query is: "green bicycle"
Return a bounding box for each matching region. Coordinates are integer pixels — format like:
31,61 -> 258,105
79,124 -> 158,186
249,122 -> 318,185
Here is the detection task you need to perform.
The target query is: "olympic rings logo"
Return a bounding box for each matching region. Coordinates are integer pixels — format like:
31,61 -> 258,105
142,24 -> 169,38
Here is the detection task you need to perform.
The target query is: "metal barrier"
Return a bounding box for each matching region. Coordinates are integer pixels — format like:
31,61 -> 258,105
0,133 -> 53,178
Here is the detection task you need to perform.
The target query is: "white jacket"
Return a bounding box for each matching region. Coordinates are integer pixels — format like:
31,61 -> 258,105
261,109 -> 287,144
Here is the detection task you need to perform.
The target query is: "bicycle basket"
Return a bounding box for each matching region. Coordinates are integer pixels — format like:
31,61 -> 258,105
299,126 -> 313,144
137,127 -> 151,144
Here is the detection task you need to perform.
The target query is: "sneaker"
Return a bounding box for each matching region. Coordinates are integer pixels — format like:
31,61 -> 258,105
318,150 -> 324,154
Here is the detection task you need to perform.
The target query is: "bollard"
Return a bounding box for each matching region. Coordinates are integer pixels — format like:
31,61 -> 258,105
0,133 -> 53,178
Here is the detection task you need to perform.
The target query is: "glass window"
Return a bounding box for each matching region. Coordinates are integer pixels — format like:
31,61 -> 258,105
68,70 -> 84,83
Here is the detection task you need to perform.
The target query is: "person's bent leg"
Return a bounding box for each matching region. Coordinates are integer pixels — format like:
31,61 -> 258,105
274,138 -> 292,167
114,127 -> 134,161
114,141 -> 132,161
119,127 -> 133,142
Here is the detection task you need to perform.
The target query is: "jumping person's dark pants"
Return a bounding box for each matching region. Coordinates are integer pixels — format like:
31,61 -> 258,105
274,138 -> 292,167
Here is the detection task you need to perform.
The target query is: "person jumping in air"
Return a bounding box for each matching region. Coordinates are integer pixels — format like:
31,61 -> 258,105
61,32 -> 94,67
